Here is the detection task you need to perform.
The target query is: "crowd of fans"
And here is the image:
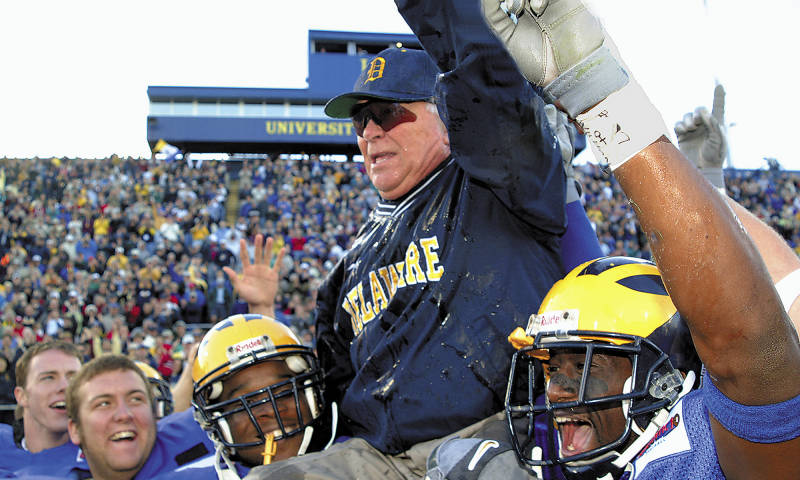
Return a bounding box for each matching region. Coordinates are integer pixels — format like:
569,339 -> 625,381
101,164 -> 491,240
0,154 -> 797,418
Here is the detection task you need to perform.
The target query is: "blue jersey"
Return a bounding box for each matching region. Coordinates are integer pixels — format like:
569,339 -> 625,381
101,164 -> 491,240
133,409 -> 216,478
154,459 -> 250,480
0,424 -> 28,475
629,373 -> 800,479
0,409 -> 214,478
0,423 -> 88,478
316,0 -> 567,455
629,390 -> 723,479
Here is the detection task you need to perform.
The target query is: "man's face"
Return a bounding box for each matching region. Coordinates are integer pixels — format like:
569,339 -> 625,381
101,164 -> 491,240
356,101 -> 450,200
68,369 -> 157,480
220,360 -> 312,466
544,350 -> 631,458
16,349 -> 81,437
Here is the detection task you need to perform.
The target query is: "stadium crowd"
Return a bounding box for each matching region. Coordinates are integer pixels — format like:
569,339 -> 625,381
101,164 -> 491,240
0,154 -> 797,421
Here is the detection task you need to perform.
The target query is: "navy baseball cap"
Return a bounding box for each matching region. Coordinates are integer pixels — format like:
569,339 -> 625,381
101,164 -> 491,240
324,47 -> 439,119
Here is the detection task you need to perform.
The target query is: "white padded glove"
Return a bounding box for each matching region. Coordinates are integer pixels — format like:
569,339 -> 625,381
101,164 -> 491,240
483,0 -> 669,170
482,0 -> 628,117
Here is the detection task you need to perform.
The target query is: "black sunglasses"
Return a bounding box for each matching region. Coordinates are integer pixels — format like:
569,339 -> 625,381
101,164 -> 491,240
351,102 -> 418,137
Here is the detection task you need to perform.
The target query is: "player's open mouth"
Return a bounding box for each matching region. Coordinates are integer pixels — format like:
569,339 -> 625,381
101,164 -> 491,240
555,416 -> 595,456
110,430 -> 137,442
49,401 -> 66,410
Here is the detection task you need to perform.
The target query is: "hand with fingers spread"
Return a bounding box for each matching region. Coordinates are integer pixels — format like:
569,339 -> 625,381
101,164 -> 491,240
223,234 -> 286,318
674,84 -> 728,189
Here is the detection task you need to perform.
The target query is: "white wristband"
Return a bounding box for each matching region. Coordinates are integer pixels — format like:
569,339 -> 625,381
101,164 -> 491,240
575,81 -> 670,171
775,268 -> 800,312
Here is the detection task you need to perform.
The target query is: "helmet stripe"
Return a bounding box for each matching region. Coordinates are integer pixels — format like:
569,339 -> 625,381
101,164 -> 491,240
616,274 -> 668,296
214,319 -> 235,331
577,256 -> 651,276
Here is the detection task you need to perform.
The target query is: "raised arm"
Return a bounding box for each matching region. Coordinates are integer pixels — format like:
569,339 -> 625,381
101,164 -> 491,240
615,136 -> 800,478
395,0 -> 567,235
581,29 -> 800,480
673,87 -> 800,332
614,138 -> 800,400
484,1 -> 800,477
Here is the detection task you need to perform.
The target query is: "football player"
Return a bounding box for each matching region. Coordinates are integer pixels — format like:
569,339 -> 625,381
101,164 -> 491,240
479,0 -> 800,478
134,361 -> 174,419
192,313 -> 335,479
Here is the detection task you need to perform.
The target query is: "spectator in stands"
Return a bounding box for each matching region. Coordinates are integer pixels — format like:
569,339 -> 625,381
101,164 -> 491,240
1,330 -> 21,365
74,234 -> 97,261
180,288 -> 205,324
0,353 -> 15,425
207,269 -> 233,323
159,214 -> 182,244
106,246 -> 129,272
131,342 -> 156,368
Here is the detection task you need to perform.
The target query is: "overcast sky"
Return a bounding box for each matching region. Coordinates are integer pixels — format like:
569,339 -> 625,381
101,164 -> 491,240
1,0 -> 797,170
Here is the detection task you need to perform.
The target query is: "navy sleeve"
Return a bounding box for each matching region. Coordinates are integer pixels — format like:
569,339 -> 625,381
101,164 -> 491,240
561,200 -> 604,272
314,258 -> 355,417
395,0 -> 566,236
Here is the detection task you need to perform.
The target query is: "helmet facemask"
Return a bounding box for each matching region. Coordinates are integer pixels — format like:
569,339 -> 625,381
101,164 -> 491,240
193,336 -> 325,466
507,330 -> 688,480
133,360 -> 174,419
149,376 -> 175,419
505,257 -> 702,479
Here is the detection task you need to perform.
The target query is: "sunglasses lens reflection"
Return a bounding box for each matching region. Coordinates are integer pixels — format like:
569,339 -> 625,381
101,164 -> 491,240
352,103 -> 417,137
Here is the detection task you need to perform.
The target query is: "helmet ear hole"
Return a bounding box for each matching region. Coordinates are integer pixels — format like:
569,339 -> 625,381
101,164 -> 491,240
209,381 -> 223,401
286,355 -> 309,374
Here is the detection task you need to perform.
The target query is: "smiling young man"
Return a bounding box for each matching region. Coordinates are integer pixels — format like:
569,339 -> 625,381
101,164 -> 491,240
65,355 -> 216,480
13,341 -> 82,453
0,342 -> 96,478
505,257 -> 704,479
66,355 -> 157,480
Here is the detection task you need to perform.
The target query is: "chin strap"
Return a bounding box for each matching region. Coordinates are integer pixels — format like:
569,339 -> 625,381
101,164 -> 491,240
214,443 -> 243,480
610,370 -> 696,470
323,401 -> 338,450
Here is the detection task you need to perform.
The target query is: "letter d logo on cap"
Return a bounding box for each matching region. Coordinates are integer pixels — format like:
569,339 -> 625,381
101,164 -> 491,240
364,57 -> 386,84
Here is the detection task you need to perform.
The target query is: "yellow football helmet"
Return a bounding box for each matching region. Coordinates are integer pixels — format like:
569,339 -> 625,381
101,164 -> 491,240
505,257 -> 700,479
192,313 -> 326,464
134,360 -> 174,419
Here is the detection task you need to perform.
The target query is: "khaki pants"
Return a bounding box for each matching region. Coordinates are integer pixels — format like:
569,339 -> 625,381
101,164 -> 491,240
244,412 -> 507,480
